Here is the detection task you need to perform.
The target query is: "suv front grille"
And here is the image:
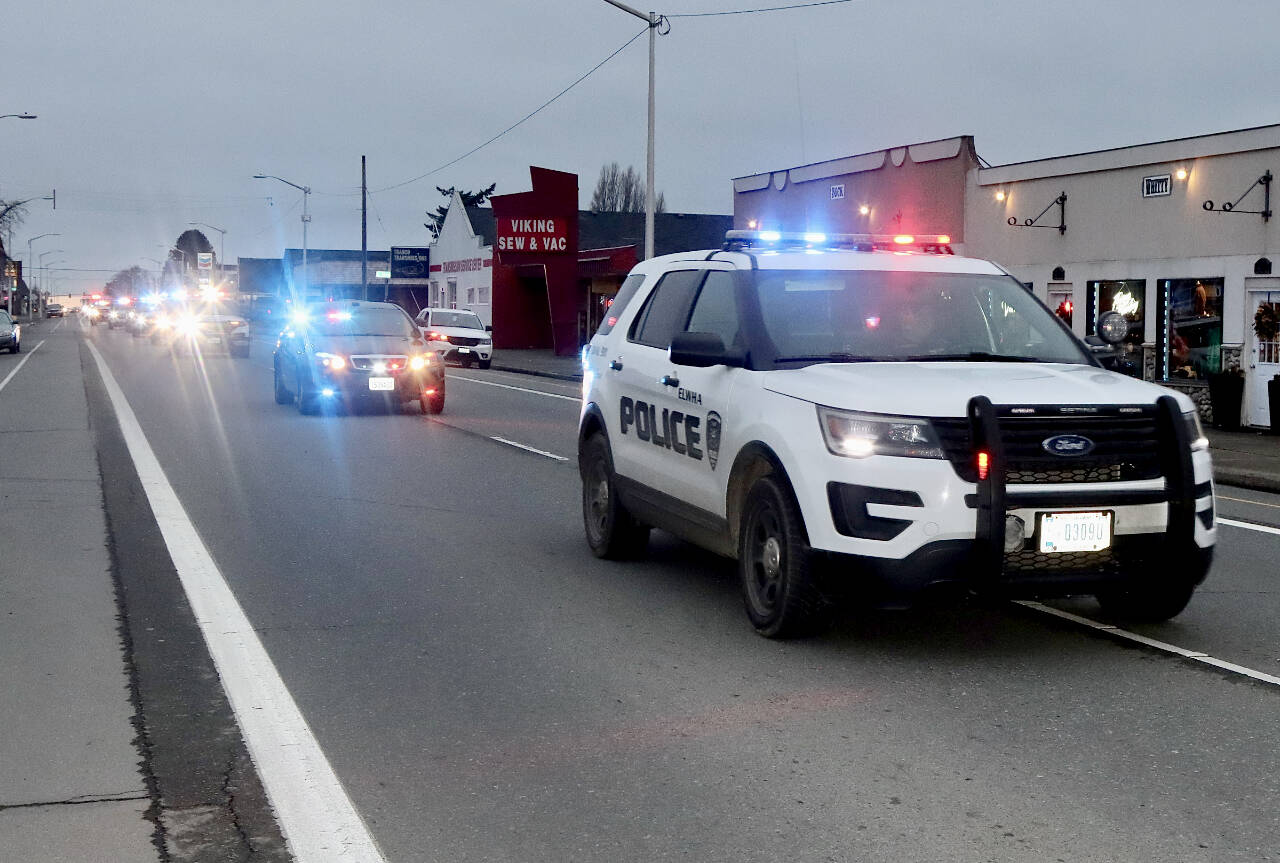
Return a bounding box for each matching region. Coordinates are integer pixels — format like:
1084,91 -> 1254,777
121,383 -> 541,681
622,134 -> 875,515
933,407 -> 1163,484
448,336 -> 481,347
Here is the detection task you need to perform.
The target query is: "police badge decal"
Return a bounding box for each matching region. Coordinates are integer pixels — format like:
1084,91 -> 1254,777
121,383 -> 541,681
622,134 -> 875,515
706,411 -> 722,469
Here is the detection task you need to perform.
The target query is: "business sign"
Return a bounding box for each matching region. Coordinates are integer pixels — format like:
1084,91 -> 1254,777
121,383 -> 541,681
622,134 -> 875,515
1142,174 -> 1171,197
197,252 -> 214,270
830,183 -> 845,200
390,247 -> 431,278
496,217 -> 570,254
438,257 -> 486,274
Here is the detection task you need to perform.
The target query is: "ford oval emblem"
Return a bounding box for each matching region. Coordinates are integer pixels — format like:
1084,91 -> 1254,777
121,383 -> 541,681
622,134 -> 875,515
1042,434 -> 1095,457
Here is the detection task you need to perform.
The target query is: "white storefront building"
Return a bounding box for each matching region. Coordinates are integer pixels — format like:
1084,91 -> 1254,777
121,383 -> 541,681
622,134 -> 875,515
734,125 -> 1280,428
427,191 -> 494,326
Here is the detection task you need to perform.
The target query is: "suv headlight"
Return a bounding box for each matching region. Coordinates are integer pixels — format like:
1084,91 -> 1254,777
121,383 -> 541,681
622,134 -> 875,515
817,406 -> 944,459
1184,409 -> 1208,451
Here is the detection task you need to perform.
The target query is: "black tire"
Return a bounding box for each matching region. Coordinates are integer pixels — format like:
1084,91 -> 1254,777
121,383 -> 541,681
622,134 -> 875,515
10,341 -> 18,354
478,359 -> 492,370
421,379 -> 445,414
295,364 -> 319,415
580,434 -> 649,559
738,474 -> 826,638
273,361 -> 292,405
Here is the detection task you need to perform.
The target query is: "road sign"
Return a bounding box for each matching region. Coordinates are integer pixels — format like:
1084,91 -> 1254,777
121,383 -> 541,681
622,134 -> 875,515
197,252 -> 214,270
390,247 -> 430,279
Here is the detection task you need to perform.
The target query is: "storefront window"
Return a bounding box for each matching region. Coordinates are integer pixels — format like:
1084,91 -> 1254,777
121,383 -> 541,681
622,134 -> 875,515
1087,280 -> 1145,377
1160,278 -> 1223,381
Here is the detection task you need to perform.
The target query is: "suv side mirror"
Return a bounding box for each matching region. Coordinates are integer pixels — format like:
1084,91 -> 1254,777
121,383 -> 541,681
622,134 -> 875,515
669,332 -> 746,368
485,325 -> 493,332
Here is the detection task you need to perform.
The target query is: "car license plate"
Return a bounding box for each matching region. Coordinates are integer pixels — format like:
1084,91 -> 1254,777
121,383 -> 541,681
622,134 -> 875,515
368,377 -> 394,391
1039,511 -> 1112,553
458,347 -> 471,354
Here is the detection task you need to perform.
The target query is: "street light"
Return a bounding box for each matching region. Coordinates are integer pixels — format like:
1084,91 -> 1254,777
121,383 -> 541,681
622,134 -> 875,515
253,174 -> 311,301
600,1 -> 666,260
0,114 -> 37,120
188,222 -> 226,280
27,234 -> 61,319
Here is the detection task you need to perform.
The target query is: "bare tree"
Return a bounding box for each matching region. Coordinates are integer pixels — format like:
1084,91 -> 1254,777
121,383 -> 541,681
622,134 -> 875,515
590,162 -> 665,213
0,200 -> 27,247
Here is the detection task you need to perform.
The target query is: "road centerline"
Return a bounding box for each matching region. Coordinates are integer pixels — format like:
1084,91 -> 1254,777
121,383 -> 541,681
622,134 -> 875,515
1218,517 -> 1280,537
450,374 -> 580,402
489,435 -> 570,461
84,340 -> 387,863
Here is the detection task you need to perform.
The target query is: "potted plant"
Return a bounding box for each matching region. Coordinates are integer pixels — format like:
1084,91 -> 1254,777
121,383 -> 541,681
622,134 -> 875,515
1207,361 -> 1245,431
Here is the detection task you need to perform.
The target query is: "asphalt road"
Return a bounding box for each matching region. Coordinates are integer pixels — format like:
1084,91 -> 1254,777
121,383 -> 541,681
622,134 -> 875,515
49,320 -> 1280,861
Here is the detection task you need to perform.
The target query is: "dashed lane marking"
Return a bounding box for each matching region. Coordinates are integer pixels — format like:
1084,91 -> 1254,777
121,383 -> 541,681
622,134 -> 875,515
1218,517 -> 1280,537
0,339 -> 47,394
84,340 -> 387,863
451,374 -> 579,402
489,435 -> 570,461
1017,601 -> 1280,688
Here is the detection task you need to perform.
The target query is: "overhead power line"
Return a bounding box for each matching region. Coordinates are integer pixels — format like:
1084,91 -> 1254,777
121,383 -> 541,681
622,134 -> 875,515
371,26 -> 649,194
669,0 -> 853,16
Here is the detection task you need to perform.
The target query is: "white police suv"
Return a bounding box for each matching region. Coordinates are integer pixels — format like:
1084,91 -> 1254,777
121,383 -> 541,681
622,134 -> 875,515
578,231 -> 1215,638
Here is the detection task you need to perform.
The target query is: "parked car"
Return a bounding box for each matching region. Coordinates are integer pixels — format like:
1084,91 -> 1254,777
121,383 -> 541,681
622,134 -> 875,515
413,308 -> 493,369
0,309 -> 20,353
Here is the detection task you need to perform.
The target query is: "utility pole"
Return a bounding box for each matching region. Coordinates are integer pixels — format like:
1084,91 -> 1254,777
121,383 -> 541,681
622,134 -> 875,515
600,1 -> 664,260
361,155 -> 368,301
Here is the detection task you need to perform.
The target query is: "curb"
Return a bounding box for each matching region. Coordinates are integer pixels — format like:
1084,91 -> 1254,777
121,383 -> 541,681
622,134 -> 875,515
1214,468 -> 1280,496
488,364 -> 583,383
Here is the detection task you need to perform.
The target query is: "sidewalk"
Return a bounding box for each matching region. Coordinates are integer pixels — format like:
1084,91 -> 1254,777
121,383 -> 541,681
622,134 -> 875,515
1207,426 -> 1280,494
486,349 -> 1280,494
0,320 -> 160,861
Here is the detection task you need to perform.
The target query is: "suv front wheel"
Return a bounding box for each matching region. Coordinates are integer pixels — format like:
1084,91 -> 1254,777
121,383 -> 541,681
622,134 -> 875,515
739,475 -> 826,638
580,434 -> 648,559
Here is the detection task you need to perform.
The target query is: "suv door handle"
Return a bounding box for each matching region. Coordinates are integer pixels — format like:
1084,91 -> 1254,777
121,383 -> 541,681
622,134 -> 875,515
660,374 -> 680,388
609,359 -> 624,371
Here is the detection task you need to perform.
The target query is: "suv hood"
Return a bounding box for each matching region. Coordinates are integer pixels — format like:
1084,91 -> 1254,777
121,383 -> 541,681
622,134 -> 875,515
761,362 -> 1181,417
312,335 -> 420,356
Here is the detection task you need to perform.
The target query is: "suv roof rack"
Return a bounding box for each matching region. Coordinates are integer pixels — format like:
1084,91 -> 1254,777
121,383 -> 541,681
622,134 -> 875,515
723,230 -> 954,255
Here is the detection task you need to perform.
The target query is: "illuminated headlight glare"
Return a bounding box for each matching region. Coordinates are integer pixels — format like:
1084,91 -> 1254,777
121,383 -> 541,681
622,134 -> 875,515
409,355 -> 427,370
1184,410 -> 1209,451
316,352 -> 345,370
817,406 -> 944,459
177,316 -> 198,334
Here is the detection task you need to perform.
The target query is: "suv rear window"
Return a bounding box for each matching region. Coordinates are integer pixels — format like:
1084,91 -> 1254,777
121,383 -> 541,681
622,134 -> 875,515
595,273 -> 645,336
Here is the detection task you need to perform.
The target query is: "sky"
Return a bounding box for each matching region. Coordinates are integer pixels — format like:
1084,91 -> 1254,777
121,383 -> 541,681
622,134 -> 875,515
3,0 -> 1280,292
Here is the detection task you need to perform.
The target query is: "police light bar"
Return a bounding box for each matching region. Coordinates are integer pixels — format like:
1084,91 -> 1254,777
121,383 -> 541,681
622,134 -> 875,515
723,230 -> 955,254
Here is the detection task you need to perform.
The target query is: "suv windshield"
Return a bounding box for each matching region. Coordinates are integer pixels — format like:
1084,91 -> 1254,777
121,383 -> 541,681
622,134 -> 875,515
430,311 -> 484,330
310,308 -> 418,338
752,270 -> 1089,366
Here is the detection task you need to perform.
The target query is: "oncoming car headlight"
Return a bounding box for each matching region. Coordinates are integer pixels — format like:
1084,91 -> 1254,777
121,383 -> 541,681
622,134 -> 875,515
817,406 -> 944,459
1184,409 -> 1208,451
315,352 -> 346,370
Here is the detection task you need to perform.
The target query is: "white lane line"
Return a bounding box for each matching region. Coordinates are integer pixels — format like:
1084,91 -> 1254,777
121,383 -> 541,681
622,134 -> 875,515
451,374 -> 579,402
489,435 -> 570,461
0,338 -> 47,394
84,340 -> 386,863
1218,517 -> 1280,537
1017,601 -> 1280,687
1218,494 -> 1280,510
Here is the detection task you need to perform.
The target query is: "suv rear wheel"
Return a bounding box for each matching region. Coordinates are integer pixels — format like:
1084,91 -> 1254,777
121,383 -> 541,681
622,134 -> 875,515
580,434 -> 648,559
739,475 -> 826,638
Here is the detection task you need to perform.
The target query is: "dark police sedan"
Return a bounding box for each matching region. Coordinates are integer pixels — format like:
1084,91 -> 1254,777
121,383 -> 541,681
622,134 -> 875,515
272,301 -> 445,415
